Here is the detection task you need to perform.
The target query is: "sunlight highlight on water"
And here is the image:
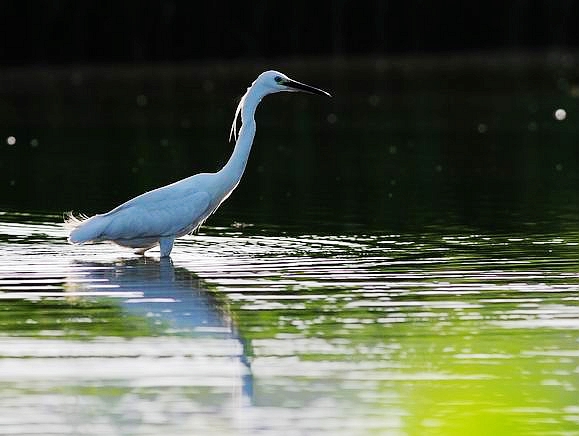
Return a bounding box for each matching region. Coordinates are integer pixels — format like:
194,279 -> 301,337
0,212 -> 578,435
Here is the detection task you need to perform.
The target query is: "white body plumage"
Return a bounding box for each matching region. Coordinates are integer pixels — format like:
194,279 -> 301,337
66,70 -> 330,257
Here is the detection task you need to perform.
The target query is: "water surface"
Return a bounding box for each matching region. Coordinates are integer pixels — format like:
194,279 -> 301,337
0,211 -> 578,435
1,55 -> 579,435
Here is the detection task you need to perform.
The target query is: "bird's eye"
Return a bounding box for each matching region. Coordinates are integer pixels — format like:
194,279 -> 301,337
274,76 -> 283,83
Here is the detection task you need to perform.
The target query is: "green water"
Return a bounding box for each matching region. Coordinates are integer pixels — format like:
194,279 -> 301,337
0,55 -> 578,435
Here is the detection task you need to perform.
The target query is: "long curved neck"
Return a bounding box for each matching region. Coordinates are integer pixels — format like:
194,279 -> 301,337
218,85 -> 263,190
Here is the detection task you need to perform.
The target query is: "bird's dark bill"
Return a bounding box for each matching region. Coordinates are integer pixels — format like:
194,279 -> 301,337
286,79 -> 332,97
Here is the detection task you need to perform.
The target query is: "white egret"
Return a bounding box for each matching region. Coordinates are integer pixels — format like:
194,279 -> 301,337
66,70 -> 331,257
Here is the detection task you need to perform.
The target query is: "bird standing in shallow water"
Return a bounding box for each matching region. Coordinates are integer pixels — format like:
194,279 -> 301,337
66,71 -> 331,257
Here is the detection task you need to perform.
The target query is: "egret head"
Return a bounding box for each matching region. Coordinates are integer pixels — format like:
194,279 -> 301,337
254,70 -> 331,97
230,70 -> 331,142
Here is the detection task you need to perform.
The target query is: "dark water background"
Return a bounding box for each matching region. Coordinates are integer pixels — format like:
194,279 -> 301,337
0,54 -> 578,435
2,54 -> 578,231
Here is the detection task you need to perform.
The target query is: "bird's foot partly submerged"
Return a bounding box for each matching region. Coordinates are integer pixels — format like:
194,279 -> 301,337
133,238 -> 174,257
159,236 -> 175,257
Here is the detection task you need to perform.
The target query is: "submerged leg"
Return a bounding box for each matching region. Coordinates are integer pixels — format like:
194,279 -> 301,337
159,236 -> 175,257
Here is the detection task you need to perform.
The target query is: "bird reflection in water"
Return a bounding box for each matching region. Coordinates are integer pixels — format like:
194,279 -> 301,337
68,256 -> 253,407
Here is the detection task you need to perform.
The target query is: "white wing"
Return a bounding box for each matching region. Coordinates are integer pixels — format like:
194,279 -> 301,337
69,175 -> 214,244
101,190 -> 212,241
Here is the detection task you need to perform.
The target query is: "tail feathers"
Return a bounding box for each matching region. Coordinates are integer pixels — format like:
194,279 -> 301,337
65,212 -> 107,244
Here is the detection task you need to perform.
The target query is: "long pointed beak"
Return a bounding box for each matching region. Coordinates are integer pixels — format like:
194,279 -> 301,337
285,79 -> 332,97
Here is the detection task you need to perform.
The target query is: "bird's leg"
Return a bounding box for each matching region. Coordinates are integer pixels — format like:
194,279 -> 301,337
159,236 -> 175,257
134,245 -> 154,255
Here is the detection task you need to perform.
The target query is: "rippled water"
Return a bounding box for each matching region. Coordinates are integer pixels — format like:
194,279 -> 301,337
2,51 -> 579,435
0,211 -> 578,435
